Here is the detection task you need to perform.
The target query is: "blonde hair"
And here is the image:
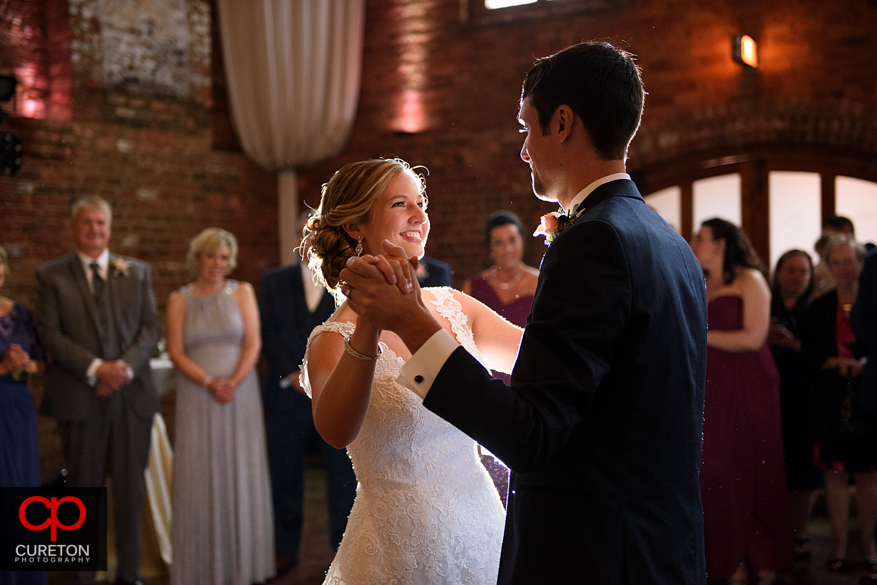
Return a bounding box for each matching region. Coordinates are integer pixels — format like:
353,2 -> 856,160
187,228 -> 239,274
306,158 -> 425,292
71,196 -> 112,223
824,234 -> 866,265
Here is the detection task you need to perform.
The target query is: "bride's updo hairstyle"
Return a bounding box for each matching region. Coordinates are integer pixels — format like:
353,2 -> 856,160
306,158 -> 425,293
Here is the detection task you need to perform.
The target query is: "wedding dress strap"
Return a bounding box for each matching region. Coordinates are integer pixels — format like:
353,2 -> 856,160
426,287 -> 480,358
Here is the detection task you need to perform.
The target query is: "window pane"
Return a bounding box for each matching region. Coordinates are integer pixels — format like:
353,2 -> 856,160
485,0 -> 536,8
768,171 -> 821,272
692,174 -> 741,232
644,186 -> 682,234
836,176 -> 877,248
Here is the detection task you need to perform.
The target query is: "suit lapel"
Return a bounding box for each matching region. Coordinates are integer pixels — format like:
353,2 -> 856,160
68,253 -> 102,334
531,180 -> 644,315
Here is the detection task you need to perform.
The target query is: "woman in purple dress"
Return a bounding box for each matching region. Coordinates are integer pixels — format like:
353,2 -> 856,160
690,218 -> 793,585
462,210 -> 537,506
462,210 -> 538,332
0,245 -> 46,585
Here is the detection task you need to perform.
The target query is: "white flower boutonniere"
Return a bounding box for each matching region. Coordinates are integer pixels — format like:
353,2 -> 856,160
111,256 -> 130,277
533,203 -> 586,245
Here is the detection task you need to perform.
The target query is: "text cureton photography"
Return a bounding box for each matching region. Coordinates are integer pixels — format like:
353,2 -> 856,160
0,487 -> 107,572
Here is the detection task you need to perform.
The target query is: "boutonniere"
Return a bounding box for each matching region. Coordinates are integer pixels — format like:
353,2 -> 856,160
111,256 -> 130,277
533,203 -> 585,245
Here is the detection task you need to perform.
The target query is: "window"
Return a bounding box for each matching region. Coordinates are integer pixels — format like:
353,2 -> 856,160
692,174 -> 741,229
468,0 -> 613,25
640,152 -> 877,274
768,172 -> 821,271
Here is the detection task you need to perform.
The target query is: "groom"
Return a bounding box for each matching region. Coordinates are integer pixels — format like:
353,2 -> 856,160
341,42 -> 708,584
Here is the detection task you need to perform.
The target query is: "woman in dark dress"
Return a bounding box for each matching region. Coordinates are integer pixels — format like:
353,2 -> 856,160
768,249 -> 823,562
690,218 -> 793,585
0,245 -> 47,585
802,235 -> 877,573
461,210 -> 538,506
462,210 -> 538,333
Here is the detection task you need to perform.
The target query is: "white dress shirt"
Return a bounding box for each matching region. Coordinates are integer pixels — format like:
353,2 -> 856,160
77,248 -> 109,293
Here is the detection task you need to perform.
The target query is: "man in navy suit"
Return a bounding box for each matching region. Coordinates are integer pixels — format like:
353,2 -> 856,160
341,41 -> 708,584
258,213 -> 356,573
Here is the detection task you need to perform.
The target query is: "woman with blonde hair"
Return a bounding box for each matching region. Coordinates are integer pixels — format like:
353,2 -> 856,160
166,228 -> 274,585
803,235 -> 876,573
302,158 -> 524,584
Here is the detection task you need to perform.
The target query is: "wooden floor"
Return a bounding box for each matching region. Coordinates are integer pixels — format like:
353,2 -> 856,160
49,465 -> 877,585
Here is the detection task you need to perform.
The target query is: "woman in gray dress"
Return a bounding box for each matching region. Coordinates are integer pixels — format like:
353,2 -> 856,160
166,228 -> 274,585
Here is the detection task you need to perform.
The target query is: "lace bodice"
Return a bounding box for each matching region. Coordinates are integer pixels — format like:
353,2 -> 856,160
301,287 -> 503,584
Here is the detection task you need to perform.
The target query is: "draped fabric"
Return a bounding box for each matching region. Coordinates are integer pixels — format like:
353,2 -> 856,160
217,0 -> 365,263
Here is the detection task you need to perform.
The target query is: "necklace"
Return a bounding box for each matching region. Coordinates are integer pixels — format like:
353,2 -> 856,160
491,264 -> 523,290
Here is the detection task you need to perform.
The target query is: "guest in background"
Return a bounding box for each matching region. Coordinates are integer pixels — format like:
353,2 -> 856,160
0,244 -> 46,585
802,235 -> 877,573
166,228 -> 274,585
690,217 -> 793,584
461,209 -> 538,505
853,248 -> 877,442
35,196 -> 162,585
417,256 -> 453,287
813,215 -> 856,298
462,210 -> 538,332
259,213 -> 356,575
768,249 -> 823,562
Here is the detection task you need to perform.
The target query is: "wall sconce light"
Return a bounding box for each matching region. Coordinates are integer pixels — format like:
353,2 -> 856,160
732,35 -> 758,68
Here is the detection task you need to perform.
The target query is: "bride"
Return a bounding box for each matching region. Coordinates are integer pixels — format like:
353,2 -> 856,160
301,158 -> 524,584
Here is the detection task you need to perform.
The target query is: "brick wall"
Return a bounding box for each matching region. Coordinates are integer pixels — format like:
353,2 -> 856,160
0,0 -> 276,481
0,0 -> 875,481
296,0 -> 877,283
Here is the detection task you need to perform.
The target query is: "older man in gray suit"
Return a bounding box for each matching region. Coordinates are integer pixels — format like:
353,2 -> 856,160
35,196 -> 162,585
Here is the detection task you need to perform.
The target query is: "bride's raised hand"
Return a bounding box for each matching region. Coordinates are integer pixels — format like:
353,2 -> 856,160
355,250 -> 416,295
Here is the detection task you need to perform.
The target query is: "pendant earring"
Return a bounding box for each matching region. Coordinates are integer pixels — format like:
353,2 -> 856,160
355,238 -> 363,257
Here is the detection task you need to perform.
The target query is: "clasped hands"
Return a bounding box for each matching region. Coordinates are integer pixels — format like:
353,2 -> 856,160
205,377 -> 236,404
826,355 -> 866,379
95,360 -> 134,397
339,240 -> 425,330
1,343 -> 36,377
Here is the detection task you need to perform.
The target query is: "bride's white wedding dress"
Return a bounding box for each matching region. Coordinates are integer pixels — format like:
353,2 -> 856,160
301,287 -> 505,585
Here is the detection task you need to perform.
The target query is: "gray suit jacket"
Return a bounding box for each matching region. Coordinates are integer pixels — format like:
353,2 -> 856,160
35,251 -> 162,420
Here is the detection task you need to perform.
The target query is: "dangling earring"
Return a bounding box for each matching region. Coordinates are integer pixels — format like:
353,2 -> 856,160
355,238 -> 363,257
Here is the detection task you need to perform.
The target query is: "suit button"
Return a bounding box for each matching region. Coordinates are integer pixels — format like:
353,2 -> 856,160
414,375 -> 424,383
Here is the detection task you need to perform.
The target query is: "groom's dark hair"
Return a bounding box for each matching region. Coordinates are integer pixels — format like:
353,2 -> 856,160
521,41 -> 644,161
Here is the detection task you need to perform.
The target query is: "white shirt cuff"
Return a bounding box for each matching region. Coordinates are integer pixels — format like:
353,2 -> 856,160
398,329 -> 459,399
86,358 -> 103,387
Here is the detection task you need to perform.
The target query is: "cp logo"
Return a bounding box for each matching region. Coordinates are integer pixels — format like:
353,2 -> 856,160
19,496 -> 86,542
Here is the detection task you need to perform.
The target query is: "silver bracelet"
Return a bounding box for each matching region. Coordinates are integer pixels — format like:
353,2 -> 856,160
344,336 -> 382,361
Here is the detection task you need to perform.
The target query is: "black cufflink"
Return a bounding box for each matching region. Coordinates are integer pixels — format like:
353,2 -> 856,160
414,375 -> 424,383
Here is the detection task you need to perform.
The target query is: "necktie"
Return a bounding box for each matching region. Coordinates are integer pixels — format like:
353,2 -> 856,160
90,262 -> 104,300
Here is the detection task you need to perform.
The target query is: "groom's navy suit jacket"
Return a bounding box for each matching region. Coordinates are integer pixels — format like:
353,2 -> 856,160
423,180 -> 708,584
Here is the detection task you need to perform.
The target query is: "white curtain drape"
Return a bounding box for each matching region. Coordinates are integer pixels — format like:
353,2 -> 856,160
217,0 -> 365,263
